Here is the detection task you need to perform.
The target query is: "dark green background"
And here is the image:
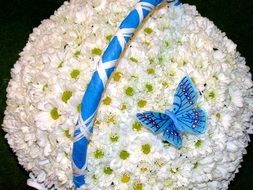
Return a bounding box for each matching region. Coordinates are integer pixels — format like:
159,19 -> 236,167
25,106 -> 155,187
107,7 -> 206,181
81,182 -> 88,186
0,0 -> 252,189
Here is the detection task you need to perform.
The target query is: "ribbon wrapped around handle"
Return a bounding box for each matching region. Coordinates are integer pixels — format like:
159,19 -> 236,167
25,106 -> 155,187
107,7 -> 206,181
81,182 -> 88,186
72,0 -> 181,188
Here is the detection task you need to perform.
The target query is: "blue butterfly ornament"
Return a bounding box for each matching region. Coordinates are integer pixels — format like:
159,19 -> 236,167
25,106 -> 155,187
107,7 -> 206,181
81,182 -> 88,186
136,76 -> 207,148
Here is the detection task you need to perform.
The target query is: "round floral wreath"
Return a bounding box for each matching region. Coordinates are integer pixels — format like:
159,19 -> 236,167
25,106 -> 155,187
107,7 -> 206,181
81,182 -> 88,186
3,0 -> 253,189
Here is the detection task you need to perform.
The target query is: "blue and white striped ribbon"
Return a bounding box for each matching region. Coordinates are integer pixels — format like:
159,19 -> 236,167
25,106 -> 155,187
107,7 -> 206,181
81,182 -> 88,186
71,0 -> 181,189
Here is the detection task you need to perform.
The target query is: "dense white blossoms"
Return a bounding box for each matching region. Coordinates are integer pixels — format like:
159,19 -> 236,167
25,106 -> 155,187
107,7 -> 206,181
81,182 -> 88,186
2,0 -> 253,189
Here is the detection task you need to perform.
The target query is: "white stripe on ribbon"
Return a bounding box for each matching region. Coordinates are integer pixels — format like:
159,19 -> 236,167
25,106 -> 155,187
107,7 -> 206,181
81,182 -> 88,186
74,113 -> 95,142
97,59 -> 117,88
72,159 -> 88,176
139,2 -> 155,11
74,122 -> 92,142
135,2 -> 155,25
135,3 -> 144,25
116,28 -> 135,50
75,112 -> 95,131
97,60 -> 108,88
116,30 -> 127,50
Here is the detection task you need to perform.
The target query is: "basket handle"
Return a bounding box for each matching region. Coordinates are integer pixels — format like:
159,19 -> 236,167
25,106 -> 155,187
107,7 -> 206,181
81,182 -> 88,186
72,0 -> 181,188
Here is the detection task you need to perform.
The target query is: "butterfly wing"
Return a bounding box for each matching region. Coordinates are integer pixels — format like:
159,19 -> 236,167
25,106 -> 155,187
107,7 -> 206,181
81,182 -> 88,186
163,122 -> 182,149
136,112 -> 171,134
176,108 -> 207,135
172,76 -> 207,135
172,76 -> 199,116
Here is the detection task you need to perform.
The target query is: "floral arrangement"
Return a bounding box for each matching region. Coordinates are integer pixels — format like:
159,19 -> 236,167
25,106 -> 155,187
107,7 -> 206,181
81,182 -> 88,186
2,0 -> 253,189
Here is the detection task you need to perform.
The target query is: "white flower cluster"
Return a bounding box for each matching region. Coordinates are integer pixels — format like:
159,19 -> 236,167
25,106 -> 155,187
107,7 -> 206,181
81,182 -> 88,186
2,0 -> 253,189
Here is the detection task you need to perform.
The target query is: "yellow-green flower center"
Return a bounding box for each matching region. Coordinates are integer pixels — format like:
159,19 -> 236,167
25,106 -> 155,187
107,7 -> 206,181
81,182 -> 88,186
110,134 -> 119,142
168,70 -> 176,77
132,121 -> 142,131
164,40 -> 172,48
74,50 -> 81,57
113,71 -> 122,82
147,68 -> 155,75
94,119 -> 100,127
170,167 -> 179,174
154,159 -> 165,168
43,84 -> 48,91
141,144 -> 151,154
193,162 -> 199,169
133,182 -> 143,190
91,48 -> 102,56
208,91 -> 216,99
140,166 -> 149,173
57,61 -> 63,68
129,57 -> 138,63
103,167 -> 113,175
106,34 -> 113,41
64,129 -> 71,139
149,57 -> 154,64
120,103 -> 127,111
216,112 -> 221,119
119,150 -> 130,160
92,174 -> 97,181
102,96 -> 112,105
144,40 -> 150,46
121,173 -> 130,183
158,55 -> 163,64
94,149 -> 104,159
70,69 -> 80,79
50,107 -> 60,120
77,104 -> 81,112
145,83 -> 153,92
144,27 -> 153,34
137,100 -> 147,108
106,114 -> 116,124
125,87 -> 134,96
62,91 -> 72,103
162,81 -> 169,88
195,140 -> 202,148
164,179 -> 173,186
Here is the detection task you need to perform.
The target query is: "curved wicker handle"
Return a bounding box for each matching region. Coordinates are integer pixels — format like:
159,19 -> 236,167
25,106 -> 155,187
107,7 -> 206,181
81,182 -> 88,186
72,0 -> 181,188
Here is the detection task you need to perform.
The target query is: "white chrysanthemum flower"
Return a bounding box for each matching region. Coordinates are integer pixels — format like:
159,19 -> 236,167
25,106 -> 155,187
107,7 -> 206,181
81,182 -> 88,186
35,99 -> 65,132
113,172 -> 134,190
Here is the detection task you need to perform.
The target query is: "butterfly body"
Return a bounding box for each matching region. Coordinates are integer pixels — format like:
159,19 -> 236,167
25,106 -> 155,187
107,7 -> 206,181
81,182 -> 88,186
164,110 -> 183,132
136,76 -> 207,148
